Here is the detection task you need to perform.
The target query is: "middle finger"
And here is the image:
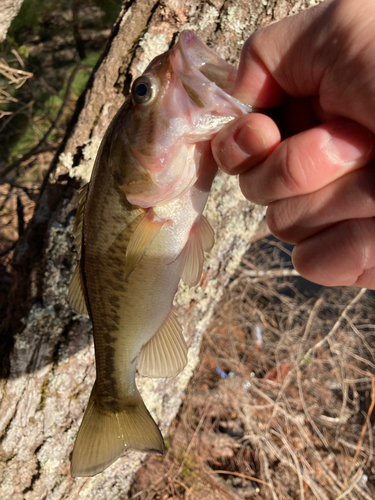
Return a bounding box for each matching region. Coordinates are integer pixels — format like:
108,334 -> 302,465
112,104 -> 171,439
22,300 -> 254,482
266,165 -> 375,244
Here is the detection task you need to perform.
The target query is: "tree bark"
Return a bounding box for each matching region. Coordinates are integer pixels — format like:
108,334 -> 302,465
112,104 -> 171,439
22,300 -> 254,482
0,0 -> 25,42
0,0 -> 319,498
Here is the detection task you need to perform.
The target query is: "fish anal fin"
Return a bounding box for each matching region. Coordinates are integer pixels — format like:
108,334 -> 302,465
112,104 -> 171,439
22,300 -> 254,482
124,209 -> 168,281
72,183 -> 89,259
137,308 -> 187,378
68,262 -> 89,317
71,385 -> 164,477
176,215 -> 215,288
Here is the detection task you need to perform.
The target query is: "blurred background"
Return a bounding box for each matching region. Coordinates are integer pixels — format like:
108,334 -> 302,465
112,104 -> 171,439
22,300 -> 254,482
0,0 -> 121,290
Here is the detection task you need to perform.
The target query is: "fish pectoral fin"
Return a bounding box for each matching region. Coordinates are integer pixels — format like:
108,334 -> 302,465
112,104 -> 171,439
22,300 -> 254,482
124,208 -> 168,281
137,307 -> 187,378
198,214 -> 215,252
68,262 -> 89,317
176,215 -> 215,288
72,182 -> 89,259
71,385 -> 165,477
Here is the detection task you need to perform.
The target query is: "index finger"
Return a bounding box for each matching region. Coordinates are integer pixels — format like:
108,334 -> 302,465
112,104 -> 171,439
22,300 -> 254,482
238,120 -> 374,205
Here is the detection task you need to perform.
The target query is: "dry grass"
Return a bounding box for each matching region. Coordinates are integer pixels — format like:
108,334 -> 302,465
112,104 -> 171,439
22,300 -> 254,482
0,54 -> 33,118
130,237 -> 375,500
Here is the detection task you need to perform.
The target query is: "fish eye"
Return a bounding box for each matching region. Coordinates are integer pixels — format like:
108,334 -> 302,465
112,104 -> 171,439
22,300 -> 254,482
131,75 -> 159,105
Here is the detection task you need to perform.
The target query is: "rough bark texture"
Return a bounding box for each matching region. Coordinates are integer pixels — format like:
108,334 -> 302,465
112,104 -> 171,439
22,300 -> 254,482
0,0 -> 25,42
0,0 -> 319,498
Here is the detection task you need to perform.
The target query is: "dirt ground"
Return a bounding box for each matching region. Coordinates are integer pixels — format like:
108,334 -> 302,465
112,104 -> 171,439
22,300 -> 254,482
129,237 -> 375,500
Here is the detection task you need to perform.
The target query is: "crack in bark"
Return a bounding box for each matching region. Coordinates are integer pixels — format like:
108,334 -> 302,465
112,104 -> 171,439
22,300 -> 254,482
115,0 -> 162,97
22,442 -> 43,495
0,380 -> 27,444
50,320 -> 76,369
213,0 -> 227,35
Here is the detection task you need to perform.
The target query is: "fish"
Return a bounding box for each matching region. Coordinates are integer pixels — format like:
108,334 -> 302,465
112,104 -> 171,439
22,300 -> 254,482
68,30 -> 252,477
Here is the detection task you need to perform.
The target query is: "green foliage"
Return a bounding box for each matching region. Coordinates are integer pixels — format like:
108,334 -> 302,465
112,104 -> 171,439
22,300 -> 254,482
93,0 -> 122,24
17,45 -> 30,59
7,56 -> 98,163
1,0 -> 121,169
7,0 -> 60,39
9,0 -> 122,41
70,53 -> 100,96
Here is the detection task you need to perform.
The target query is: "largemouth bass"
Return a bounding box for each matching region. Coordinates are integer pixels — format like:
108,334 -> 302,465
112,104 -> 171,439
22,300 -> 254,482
69,30 -> 251,477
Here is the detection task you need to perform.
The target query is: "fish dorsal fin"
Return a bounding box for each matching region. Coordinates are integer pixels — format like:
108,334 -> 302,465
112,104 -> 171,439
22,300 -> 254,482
124,209 -> 167,281
69,183 -> 89,316
72,183 -> 89,259
176,215 -> 215,288
68,262 -> 89,317
137,308 -> 187,378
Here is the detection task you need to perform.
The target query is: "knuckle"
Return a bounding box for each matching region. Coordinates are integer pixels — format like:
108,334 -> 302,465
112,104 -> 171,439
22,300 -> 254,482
277,140 -> 309,196
238,173 -> 253,202
266,200 -> 299,243
344,219 -> 372,273
357,166 -> 375,213
242,31 -> 263,60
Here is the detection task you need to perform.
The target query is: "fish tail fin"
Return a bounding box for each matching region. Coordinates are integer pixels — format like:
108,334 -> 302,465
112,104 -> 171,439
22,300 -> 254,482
71,386 -> 165,477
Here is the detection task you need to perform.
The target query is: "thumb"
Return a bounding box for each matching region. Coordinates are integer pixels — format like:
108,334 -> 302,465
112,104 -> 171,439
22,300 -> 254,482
232,0 -> 372,114
231,1 -> 331,107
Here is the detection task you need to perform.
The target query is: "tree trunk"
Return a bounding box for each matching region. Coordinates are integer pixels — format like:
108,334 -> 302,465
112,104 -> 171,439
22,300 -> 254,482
0,0 -> 25,42
0,0 -> 317,498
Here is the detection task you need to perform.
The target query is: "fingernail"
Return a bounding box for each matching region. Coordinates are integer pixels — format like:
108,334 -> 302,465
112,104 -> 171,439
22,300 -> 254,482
234,123 -> 266,155
328,123 -> 373,164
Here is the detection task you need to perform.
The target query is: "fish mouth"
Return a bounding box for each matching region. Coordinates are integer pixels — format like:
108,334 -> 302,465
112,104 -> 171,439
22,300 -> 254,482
126,31 -> 251,209
170,30 -> 252,116
175,30 -> 237,94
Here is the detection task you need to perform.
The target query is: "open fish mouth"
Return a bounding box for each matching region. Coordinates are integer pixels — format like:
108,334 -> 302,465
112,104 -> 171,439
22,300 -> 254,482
170,30 -> 253,114
124,30 -> 252,208
176,30 -> 238,93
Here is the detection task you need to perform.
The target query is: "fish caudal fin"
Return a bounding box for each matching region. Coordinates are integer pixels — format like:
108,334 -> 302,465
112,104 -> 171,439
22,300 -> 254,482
71,386 -> 165,477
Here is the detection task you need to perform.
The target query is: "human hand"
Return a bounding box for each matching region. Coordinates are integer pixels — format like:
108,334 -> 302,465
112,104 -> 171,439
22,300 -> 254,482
212,0 -> 375,288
